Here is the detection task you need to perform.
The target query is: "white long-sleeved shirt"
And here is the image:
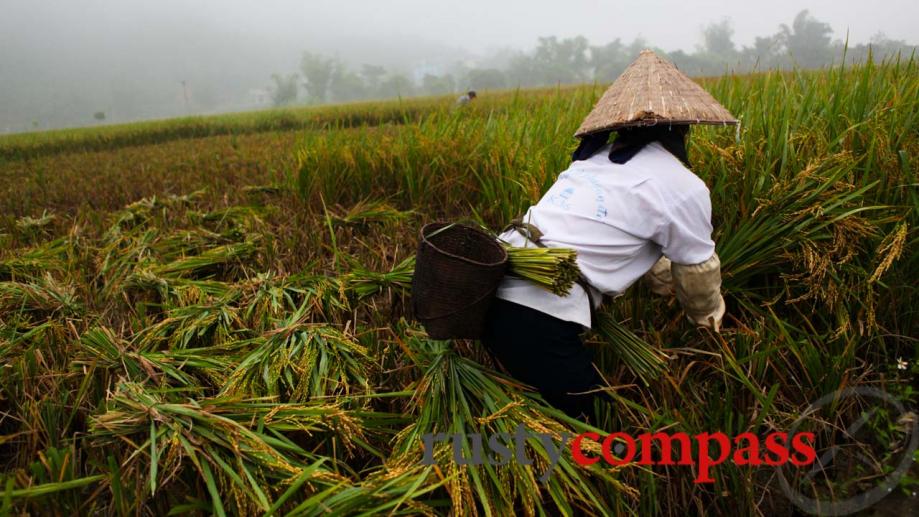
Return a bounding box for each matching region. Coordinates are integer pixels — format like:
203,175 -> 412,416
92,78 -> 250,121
496,141 -> 716,328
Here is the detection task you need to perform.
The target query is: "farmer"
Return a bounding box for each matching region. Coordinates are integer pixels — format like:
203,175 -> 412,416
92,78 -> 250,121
456,90 -> 477,106
483,50 -> 738,420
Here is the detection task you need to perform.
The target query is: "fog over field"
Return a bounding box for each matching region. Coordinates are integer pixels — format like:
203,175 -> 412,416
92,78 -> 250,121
1,0 -> 916,133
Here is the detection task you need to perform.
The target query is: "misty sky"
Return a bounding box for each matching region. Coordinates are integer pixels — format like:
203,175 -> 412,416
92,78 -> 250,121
1,0 -> 916,132
4,0 -> 914,57
283,0 -> 916,53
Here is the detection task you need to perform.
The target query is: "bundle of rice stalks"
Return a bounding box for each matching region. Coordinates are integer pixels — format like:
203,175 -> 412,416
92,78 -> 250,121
150,240 -> 258,279
285,273 -> 352,320
124,270 -> 236,307
135,296 -> 244,350
330,200 -> 414,227
106,226 -> 247,301
0,275 -> 81,319
593,312 -> 669,387
152,228 -> 241,257
343,256 -> 415,300
102,223 -> 249,301
78,327 -> 231,389
0,257 -> 56,281
504,246 -> 581,296
237,272 -> 302,331
389,333 -> 632,516
90,381 -> 366,515
15,211 -> 56,239
108,190 -> 206,234
123,190 -> 205,216
98,227 -> 160,298
190,205 -> 266,236
0,237 -> 70,280
241,184 -> 285,197
222,304 -> 372,402
236,271 -> 353,331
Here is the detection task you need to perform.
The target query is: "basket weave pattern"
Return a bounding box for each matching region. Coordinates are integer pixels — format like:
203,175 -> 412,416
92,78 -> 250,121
411,223 -> 508,339
575,50 -> 738,136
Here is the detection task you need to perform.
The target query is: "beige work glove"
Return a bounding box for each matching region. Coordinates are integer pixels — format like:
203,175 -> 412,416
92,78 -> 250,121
671,253 -> 726,332
645,256 -> 674,296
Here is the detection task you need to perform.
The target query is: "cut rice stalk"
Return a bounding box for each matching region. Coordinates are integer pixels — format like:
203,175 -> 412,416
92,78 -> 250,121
504,246 -> 581,296
594,313 -> 669,386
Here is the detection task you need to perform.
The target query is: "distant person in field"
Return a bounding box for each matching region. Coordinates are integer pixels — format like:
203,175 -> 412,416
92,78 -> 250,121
483,50 -> 738,421
455,90 -> 477,106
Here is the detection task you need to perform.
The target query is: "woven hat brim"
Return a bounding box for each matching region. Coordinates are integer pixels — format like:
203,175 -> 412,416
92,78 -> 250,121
575,50 -> 738,137
576,117 -> 738,137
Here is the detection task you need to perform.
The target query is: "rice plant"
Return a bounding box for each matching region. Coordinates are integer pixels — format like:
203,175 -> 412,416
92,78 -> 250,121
0,274 -> 81,319
222,303 -> 373,401
90,381 -> 360,515
593,312 -> 669,386
389,333 -> 633,516
0,237 -> 70,280
0,58 -> 915,515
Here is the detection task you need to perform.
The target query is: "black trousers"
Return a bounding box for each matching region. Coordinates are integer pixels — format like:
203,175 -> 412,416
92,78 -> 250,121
481,298 -> 603,421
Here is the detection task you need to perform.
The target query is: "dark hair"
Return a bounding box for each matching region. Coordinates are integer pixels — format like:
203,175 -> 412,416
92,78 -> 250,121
571,125 -> 691,168
467,91 -> 477,98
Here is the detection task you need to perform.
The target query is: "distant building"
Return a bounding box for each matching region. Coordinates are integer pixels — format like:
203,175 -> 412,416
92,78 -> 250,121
248,88 -> 271,107
458,58 -> 480,70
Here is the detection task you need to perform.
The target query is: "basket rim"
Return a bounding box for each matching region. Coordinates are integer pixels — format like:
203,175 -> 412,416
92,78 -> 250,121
420,222 -> 508,267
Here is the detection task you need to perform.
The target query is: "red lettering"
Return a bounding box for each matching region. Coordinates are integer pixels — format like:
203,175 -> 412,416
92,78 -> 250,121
694,432 -> 731,483
564,430 -> 813,478
731,432 -> 763,466
571,432 -> 600,466
637,432 -> 693,465
790,432 -> 817,466
763,432 -> 790,466
601,432 -> 636,466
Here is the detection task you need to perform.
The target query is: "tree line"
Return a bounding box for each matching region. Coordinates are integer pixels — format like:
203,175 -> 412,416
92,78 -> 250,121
271,10 -> 916,107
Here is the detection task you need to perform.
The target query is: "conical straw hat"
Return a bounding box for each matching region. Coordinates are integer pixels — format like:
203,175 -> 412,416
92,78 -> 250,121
575,50 -> 738,137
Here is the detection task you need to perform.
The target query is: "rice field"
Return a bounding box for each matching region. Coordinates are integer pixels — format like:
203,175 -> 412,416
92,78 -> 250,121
0,58 -> 916,515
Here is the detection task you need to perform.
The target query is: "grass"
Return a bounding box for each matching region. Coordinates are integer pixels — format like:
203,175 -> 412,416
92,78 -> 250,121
0,88 -> 582,162
0,57 -> 916,515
